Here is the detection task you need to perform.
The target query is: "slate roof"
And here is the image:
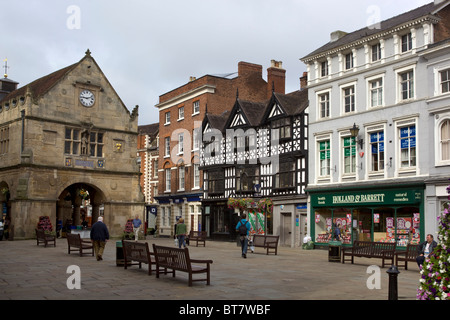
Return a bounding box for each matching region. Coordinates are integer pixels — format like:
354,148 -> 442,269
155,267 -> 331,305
138,122 -> 159,137
213,88 -> 308,132
0,63 -> 77,104
301,1 -> 449,61
204,110 -> 230,132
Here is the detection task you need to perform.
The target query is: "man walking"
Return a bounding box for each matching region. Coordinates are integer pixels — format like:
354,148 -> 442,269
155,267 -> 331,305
236,214 -> 251,258
90,216 -> 109,261
132,215 -> 142,242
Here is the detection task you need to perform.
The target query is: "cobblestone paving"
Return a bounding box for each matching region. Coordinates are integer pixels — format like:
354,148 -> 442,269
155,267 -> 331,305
0,237 -> 421,301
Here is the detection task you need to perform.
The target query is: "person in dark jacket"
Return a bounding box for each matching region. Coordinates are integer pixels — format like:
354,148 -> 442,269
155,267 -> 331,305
416,234 -> 438,268
90,216 -> 110,261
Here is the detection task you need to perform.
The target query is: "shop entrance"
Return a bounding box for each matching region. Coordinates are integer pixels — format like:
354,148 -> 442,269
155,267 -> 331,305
56,183 -> 106,236
281,212 -> 292,246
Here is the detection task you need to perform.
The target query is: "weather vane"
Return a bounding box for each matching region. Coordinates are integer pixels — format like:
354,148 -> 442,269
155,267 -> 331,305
3,58 -> 9,78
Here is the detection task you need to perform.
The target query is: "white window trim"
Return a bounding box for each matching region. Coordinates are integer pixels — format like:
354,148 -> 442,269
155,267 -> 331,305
394,117 -> 418,177
339,81 -> 357,115
315,88 -> 331,120
364,123 -> 387,180
315,133 -> 333,183
395,64 -> 416,104
435,114 -> 450,167
178,106 -> 185,121
365,73 -> 385,110
433,64 -> 450,97
164,112 -> 171,126
339,130 -> 358,182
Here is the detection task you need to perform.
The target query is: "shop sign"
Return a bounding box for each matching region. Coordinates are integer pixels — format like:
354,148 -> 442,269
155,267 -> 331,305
311,188 -> 423,207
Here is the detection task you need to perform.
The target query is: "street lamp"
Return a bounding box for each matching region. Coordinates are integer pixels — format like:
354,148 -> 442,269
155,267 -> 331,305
350,123 -> 364,149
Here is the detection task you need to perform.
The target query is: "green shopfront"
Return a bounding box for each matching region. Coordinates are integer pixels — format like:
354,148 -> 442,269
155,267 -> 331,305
309,184 -> 424,249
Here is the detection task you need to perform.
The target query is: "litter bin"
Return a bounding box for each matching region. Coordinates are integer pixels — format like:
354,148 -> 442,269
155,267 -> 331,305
328,241 -> 342,262
116,241 -> 125,267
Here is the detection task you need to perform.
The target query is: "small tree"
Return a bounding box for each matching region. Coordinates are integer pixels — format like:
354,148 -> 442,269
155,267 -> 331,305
417,184 -> 450,300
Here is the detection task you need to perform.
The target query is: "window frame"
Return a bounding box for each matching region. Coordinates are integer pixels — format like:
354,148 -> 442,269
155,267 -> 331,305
316,89 -> 331,119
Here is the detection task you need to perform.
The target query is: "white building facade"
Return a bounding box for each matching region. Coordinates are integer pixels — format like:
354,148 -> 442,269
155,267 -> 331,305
301,1 -> 450,248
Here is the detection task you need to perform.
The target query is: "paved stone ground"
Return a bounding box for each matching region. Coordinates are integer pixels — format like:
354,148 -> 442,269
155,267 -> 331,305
0,236 -> 421,303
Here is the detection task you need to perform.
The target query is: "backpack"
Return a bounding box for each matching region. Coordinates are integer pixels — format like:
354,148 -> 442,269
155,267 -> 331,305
238,220 -> 248,236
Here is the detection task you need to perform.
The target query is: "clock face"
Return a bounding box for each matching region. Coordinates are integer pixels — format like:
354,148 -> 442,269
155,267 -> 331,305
79,90 -> 95,107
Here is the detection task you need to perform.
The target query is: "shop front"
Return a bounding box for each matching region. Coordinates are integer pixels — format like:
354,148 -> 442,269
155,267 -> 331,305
310,184 -> 424,249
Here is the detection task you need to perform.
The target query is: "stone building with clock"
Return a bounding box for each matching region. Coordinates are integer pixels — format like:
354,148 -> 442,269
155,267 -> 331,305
0,50 -> 144,239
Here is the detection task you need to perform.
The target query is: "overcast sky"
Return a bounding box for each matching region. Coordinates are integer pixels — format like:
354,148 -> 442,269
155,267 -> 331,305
2,0 -> 432,125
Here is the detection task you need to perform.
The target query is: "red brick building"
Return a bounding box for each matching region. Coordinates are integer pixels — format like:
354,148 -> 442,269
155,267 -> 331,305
154,60 -> 286,237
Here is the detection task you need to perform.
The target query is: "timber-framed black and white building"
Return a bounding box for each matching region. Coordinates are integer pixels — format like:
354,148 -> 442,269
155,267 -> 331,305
199,89 -> 309,246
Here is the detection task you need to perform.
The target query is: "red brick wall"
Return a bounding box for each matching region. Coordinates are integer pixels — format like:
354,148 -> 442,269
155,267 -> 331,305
157,61 -> 285,195
435,5 -> 450,43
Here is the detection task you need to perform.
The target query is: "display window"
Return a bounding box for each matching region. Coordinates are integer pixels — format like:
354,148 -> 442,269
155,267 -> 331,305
314,209 -> 332,243
332,208 -> 351,244
313,206 -> 421,247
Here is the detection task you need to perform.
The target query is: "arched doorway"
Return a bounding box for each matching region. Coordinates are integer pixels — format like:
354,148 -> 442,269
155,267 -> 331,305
57,183 -> 106,237
0,181 -> 11,240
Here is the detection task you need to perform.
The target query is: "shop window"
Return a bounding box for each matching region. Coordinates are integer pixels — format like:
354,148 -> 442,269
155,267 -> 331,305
396,207 -> 420,246
373,207 -> 420,247
314,208 -> 351,244
314,209 -> 332,243
332,208 -> 351,244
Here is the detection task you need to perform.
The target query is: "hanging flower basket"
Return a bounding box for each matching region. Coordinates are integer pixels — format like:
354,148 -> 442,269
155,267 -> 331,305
77,188 -> 89,200
227,197 -> 273,213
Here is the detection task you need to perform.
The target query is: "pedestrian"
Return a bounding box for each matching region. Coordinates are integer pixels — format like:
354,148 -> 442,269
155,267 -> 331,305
176,218 -> 187,248
416,234 -> 438,268
132,215 -> 142,242
90,216 -> 109,261
236,213 -> 251,258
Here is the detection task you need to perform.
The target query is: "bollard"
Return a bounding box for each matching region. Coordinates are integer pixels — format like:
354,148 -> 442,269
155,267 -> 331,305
386,264 -> 400,300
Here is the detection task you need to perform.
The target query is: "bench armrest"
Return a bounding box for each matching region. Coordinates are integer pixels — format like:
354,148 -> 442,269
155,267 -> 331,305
190,259 -> 213,264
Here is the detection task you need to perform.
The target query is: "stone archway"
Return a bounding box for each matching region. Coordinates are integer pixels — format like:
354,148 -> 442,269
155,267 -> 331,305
57,183 -> 106,236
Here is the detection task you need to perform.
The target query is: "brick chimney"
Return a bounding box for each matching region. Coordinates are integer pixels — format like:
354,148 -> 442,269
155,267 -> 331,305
267,60 -> 285,98
300,72 -> 308,90
238,61 -> 263,78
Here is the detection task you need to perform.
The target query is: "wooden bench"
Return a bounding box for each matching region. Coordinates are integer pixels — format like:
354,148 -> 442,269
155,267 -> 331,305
122,240 -> 167,276
35,229 -> 56,247
395,244 -> 419,270
152,244 -> 213,286
341,241 -> 396,268
66,233 -> 94,256
251,235 -> 279,255
187,230 -> 207,247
